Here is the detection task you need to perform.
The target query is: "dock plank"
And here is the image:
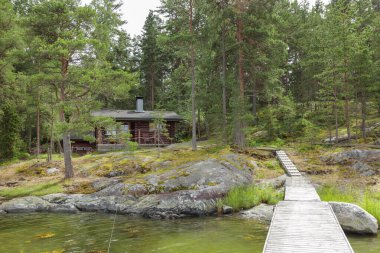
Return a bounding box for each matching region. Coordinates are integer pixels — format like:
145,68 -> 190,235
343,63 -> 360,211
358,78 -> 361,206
263,151 -> 354,253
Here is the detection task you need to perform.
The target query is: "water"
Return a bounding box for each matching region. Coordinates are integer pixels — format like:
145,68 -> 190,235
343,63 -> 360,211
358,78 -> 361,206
0,213 -> 378,253
0,213 -> 267,253
348,234 -> 380,253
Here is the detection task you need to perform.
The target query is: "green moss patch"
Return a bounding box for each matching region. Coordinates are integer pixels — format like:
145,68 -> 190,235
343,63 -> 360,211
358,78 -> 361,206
0,181 -> 63,199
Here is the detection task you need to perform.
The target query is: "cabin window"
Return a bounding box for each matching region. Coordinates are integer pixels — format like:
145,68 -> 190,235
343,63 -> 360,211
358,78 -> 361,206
122,124 -> 129,133
105,124 -> 129,137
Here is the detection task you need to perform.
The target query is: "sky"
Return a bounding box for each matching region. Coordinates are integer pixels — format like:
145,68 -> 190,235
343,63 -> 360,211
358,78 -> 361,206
116,0 -> 330,37
121,0 -> 161,37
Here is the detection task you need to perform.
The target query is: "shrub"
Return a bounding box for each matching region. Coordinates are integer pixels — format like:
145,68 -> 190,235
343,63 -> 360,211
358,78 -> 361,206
16,152 -> 31,160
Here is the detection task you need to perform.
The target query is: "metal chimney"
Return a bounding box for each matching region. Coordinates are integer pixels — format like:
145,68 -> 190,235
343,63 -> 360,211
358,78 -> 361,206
135,96 -> 144,112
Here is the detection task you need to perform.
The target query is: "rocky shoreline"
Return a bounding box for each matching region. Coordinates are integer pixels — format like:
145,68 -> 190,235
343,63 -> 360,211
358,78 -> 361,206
0,154 -> 378,235
0,158 -> 252,219
1,193 -> 377,235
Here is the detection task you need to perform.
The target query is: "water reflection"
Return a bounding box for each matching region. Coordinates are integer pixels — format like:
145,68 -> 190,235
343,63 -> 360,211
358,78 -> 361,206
0,213 -> 377,253
0,213 -> 267,253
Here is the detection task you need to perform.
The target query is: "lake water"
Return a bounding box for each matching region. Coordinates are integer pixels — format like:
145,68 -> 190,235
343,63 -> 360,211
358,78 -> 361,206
0,213 -> 378,253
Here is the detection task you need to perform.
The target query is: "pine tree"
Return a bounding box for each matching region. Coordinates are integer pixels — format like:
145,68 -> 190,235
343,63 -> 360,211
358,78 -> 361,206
0,102 -> 21,159
25,0 -> 134,178
140,10 -> 164,110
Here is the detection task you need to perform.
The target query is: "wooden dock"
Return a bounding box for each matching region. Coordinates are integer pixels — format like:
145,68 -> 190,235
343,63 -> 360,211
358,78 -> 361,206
262,151 -> 354,253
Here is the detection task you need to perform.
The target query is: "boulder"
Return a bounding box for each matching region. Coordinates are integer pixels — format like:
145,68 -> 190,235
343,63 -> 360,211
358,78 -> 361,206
321,149 -> 380,164
48,203 -> 78,213
222,205 -> 233,214
125,184 -> 149,197
252,131 -> 268,138
91,179 -> 122,192
329,201 -> 378,234
93,182 -> 126,196
137,189 -> 218,219
46,168 -> 59,174
158,159 -> 252,193
0,196 -> 54,213
240,204 -> 274,223
350,161 -> 375,176
42,193 -> 137,213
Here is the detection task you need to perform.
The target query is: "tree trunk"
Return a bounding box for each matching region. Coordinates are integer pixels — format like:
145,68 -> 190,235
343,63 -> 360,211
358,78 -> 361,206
36,107 -> 40,158
344,59 -> 351,142
190,0 -> 197,151
221,24 -> 227,143
197,108 -> 201,139
355,92 -> 359,143
361,91 -> 367,140
57,140 -> 63,154
205,114 -> 210,139
252,85 -> 257,124
96,128 -> 103,144
27,121 -> 32,152
332,67 -> 339,143
150,70 -> 154,110
234,14 -> 245,149
237,18 -> 244,102
333,88 -> 339,144
60,57 -> 74,178
62,133 -> 73,178
49,104 -> 54,162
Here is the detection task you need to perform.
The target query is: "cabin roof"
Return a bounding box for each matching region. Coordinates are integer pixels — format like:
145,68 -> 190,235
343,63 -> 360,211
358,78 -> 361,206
91,110 -> 182,121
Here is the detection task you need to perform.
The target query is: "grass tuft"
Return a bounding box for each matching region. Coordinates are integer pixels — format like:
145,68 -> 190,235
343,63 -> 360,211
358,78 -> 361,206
361,192 -> 380,222
318,185 -> 380,222
222,185 -> 284,212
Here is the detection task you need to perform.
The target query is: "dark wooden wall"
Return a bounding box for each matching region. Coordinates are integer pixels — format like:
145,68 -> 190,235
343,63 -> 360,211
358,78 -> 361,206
130,121 -> 176,144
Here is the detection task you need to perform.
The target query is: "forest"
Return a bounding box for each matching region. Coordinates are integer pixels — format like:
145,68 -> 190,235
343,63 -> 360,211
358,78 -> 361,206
0,0 -> 379,178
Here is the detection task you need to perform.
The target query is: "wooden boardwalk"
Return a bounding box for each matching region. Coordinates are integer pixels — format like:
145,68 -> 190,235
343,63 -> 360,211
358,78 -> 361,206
262,151 -> 354,253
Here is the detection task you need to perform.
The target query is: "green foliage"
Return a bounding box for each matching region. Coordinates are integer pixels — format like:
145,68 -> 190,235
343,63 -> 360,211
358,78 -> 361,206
140,11 -> 166,110
252,95 -> 303,142
222,185 -> 284,212
248,136 -> 285,149
0,0 -> 379,161
0,102 -> 21,159
301,118 -> 321,145
0,0 -> 24,98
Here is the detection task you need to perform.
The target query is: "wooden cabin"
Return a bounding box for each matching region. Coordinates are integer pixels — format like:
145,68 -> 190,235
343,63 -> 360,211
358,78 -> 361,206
71,97 -> 182,153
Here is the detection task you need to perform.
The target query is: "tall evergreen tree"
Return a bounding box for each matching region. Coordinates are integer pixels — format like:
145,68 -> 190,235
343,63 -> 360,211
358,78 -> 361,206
0,102 -> 21,159
140,10 -> 164,110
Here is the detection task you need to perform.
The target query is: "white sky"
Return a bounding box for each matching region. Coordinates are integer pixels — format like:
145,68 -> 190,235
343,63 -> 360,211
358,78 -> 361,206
87,0 -> 330,37
119,0 -> 330,37
120,0 -> 161,37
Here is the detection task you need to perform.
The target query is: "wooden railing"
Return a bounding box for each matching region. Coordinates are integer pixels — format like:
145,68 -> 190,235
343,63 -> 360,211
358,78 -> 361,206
102,129 -> 173,145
